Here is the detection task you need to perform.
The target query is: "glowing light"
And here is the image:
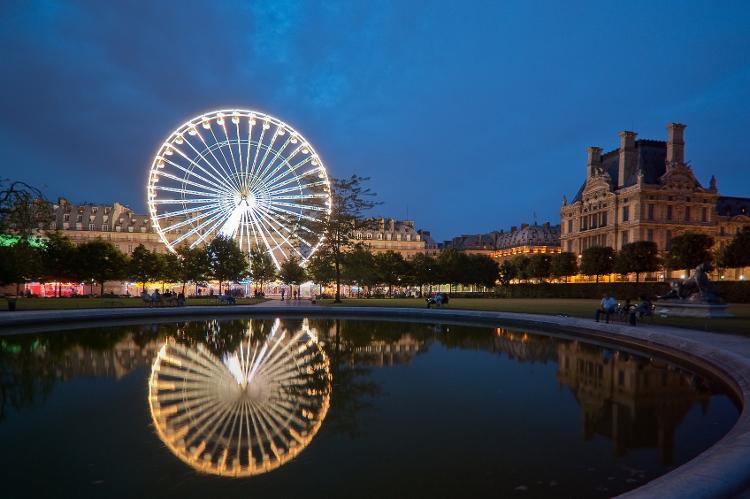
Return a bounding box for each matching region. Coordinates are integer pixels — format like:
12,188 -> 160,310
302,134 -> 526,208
147,109 -> 332,268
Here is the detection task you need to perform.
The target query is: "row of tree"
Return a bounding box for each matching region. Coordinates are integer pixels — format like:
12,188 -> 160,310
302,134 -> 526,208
499,229 -> 750,284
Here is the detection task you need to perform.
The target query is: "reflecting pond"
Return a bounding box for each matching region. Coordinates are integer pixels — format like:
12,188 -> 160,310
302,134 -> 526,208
0,318 -> 739,498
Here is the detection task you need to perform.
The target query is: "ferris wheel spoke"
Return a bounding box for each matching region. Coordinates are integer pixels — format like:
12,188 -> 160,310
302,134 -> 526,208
244,119 -> 256,192
248,209 -> 281,268
234,120 -> 246,192
154,185 -> 222,199
268,180 -> 329,196
209,127 -> 241,190
195,127 -> 242,193
167,146 -> 235,193
254,204 -> 312,248
248,125 -> 267,184
272,193 -> 330,201
256,147 -> 308,191
270,200 -> 328,213
251,208 -> 305,259
172,208 -> 229,247
180,131 -> 240,192
220,121 -> 243,188
262,157 -> 316,192
263,203 -> 319,224
161,205 -> 225,234
154,169 -> 226,196
251,127 -> 280,190
152,198 -> 219,205
251,133 -> 294,191
155,154 -> 226,192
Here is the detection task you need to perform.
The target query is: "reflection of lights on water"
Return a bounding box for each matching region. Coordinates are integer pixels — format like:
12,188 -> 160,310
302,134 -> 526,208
148,319 -> 331,477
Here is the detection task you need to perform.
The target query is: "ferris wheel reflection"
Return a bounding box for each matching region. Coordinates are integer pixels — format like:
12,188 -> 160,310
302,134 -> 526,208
148,318 -> 331,477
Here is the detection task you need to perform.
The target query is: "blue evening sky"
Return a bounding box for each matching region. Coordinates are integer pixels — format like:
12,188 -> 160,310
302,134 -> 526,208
1,0 -> 749,241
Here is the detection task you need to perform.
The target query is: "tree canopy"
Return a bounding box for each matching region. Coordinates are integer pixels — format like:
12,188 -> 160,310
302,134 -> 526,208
666,232 -> 714,271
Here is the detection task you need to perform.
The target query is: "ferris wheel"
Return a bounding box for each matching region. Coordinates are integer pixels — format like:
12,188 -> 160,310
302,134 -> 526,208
147,109 -> 332,268
148,319 -> 331,477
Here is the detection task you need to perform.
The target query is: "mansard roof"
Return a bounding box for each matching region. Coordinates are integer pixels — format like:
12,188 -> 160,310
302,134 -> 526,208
572,140 -> 667,203
717,196 -> 750,218
446,223 -> 561,251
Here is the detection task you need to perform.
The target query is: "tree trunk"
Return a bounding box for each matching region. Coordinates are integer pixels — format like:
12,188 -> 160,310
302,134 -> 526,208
15,282 -> 20,297
100,280 -> 105,296
635,272 -> 640,284
596,274 -> 600,284
334,259 -> 341,303
182,282 -> 186,294
219,281 -> 222,295
142,282 -> 146,293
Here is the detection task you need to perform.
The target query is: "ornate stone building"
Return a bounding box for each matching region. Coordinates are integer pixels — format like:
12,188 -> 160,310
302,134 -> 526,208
560,123 -> 750,276
49,198 -> 164,254
352,218 -> 439,258
445,222 -> 561,262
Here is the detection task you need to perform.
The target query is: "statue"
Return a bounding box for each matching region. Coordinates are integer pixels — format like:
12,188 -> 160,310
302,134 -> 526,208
657,261 -> 723,304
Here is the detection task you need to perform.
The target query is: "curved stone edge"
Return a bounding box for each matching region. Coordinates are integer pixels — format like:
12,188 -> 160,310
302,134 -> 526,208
1,305 -> 748,498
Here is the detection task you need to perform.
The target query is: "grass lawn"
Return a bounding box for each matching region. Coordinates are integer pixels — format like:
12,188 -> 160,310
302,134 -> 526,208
319,297 -> 750,336
0,296 -> 267,311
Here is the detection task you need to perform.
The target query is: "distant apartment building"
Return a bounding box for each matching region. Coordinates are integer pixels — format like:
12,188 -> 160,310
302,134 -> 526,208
49,198 -> 163,254
352,218 -> 439,258
444,222 -> 561,262
560,123 -> 750,278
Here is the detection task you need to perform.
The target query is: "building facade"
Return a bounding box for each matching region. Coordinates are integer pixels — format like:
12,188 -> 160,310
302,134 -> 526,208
444,222 -> 561,262
352,218 -> 439,258
49,198 -> 164,254
560,123 -> 750,278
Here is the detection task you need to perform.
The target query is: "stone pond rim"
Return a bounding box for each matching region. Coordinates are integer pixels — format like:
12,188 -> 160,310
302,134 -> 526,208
1,305 -> 749,499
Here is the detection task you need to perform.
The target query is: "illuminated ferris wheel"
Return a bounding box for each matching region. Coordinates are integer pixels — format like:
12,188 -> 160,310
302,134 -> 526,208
147,109 -> 332,268
148,319 -> 331,477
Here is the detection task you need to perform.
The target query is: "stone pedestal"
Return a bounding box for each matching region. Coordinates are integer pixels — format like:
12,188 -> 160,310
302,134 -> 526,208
655,301 -> 733,318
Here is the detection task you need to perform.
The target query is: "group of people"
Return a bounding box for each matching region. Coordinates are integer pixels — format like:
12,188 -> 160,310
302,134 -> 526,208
141,289 -> 186,307
595,294 -> 653,325
426,292 -> 450,309
280,288 -> 302,301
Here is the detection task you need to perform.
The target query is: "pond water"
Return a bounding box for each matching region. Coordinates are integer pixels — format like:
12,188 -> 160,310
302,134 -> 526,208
0,317 -> 739,498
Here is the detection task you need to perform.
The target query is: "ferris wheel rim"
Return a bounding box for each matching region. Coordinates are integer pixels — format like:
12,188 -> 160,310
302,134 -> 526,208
146,108 -> 332,267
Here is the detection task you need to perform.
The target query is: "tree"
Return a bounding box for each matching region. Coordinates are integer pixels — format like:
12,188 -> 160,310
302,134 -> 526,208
498,260 -> 517,286
374,251 -> 408,296
407,253 -> 437,295
278,255 -> 307,297
308,175 -> 379,302
176,245 -> 211,294
526,254 -> 551,282
0,180 -> 52,237
249,247 -> 277,293
128,244 -> 161,293
207,236 -> 247,294
666,232 -> 714,271
580,246 -> 615,283
342,244 -> 378,295
614,241 -> 661,283
159,252 -> 182,291
510,255 -> 531,283
719,227 -> 750,269
437,248 -> 465,292
0,240 -> 42,296
305,251 -> 335,295
40,232 -> 77,296
76,239 -> 128,296
465,254 -> 500,289
550,252 -> 578,282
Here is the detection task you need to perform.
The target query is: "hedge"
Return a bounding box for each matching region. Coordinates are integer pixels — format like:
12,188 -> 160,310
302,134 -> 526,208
492,281 -> 750,303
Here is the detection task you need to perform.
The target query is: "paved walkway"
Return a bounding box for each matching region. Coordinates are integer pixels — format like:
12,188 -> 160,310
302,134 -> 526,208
0,305 -> 749,498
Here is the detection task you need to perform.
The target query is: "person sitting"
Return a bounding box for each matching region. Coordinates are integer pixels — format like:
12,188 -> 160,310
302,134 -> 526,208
636,296 -> 653,318
595,294 -> 618,323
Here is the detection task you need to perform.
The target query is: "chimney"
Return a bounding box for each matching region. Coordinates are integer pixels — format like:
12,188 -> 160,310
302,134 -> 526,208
666,123 -> 686,166
511,226 -> 517,233
521,223 -> 529,229
618,131 -> 637,188
586,147 -> 602,177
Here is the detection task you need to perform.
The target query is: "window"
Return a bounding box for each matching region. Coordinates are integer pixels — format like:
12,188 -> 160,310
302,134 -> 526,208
64,214 -> 70,222
567,219 -> 573,233
76,215 -> 83,222
622,206 -> 629,222
667,206 -> 673,220
102,224 -> 109,231
128,226 -> 134,233
702,207 -> 708,223
685,206 -> 691,222
601,212 -> 607,227
567,240 -> 572,252
104,207 -> 110,214
720,227 -> 725,236
622,230 -> 629,245
581,217 -> 588,230
647,229 -> 654,241
88,223 -> 95,230
647,204 -> 654,220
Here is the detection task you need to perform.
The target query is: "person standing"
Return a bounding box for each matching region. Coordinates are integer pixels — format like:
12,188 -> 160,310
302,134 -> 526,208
281,288 -> 286,301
